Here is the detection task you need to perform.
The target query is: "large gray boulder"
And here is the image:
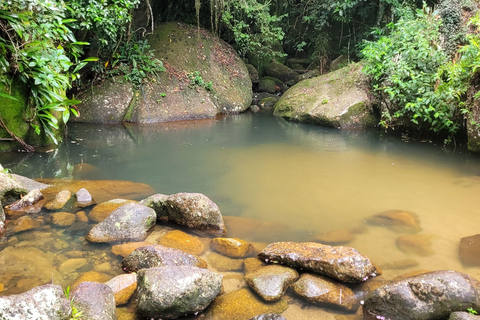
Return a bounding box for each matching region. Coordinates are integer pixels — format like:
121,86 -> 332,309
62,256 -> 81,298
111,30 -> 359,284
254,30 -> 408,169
75,22 -> 252,124
141,192 -> 226,236
0,166 -> 49,205
273,63 -> 378,129
71,282 -> 116,320
0,284 -> 71,320
258,241 -> 379,283
121,244 -> 206,273
86,202 -> 156,243
136,266 -> 222,320
363,270 -> 480,320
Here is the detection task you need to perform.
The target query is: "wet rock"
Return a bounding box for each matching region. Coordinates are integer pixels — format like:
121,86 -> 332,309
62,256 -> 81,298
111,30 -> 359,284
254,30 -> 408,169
141,193 -> 226,236
70,271 -> 111,290
121,244 -> 206,273
76,188 -> 95,207
51,211 -> 76,227
158,230 -> 205,255
244,258 -> 268,276
111,241 -> 153,257
137,266 -> 222,320
0,200 -> 5,236
250,105 -> 261,112
379,258 -> 419,270
5,189 -> 43,211
105,273 -> 137,306
258,242 -> 379,283
259,97 -> 280,109
76,211 -> 89,223
396,234 -> 434,256
266,62 -> 298,82
365,210 -> 421,233
207,251 -> 244,272
205,287 -> 288,320
363,270 -> 480,320
249,314 -> 287,320
449,311 -> 480,320
86,202 -> 156,243
9,215 -> 41,233
313,229 -> 356,245
59,258 -> 89,274
71,281 -> 116,320
0,171 -> 28,205
252,92 -> 279,105
0,284 -> 70,320
89,199 -> 134,222
211,237 -> 253,258
44,189 -> 72,210
460,234 -> 480,267
292,273 -> 358,311
245,265 -> 299,302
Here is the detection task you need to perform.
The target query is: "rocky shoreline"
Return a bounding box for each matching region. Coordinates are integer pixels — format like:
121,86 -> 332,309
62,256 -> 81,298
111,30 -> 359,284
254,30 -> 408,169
1,165 -> 480,320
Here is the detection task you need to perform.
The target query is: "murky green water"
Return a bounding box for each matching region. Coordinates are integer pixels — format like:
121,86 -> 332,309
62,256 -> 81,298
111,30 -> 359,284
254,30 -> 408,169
2,110 -> 480,319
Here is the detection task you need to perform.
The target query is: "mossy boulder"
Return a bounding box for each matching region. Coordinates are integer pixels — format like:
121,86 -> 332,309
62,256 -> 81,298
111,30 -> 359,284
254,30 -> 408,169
273,63 -> 379,129
258,79 -> 276,94
265,62 -> 298,83
76,23 -> 252,124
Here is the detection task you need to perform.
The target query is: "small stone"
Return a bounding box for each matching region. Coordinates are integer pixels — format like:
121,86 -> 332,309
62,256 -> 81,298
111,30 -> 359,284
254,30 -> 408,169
207,251 -> 244,272
111,241 -> 153,257
105,273 -> 137,306
76,188 -> 95,207
10,216 -> 41,233
396,234 -> 435,256
366,210 -> 421,233
211,237 -> 253,258
70,271 -> 111,290
65,251 -> 84,258
88,199 -> 134,222
51,212 -> 76,227
245,265 -> 299,302
249,314 -> 287,320
59,258 -> 88,274
76,211 -> 89,223
158,230 -> 205,255
95,262 -> 113,273
313,229 -> 356,245
44,190 -> 72,210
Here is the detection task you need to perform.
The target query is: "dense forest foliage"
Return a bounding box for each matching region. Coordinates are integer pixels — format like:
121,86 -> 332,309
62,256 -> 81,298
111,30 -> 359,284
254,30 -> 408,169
1,0 -> 479,143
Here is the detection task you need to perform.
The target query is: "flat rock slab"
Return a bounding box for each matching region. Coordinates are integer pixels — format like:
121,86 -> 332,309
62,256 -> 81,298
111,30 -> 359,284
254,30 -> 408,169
245,265 -> 299,302
71,282 -> 116,320
0,284 -> 70,320
137,266 -> 222,320
211,237 -> 253,258
86,202 -> 156,243
258,242 -> 379,283
141,192 -> 226,236
121,244 -> 206,273
363,270 -> 480,320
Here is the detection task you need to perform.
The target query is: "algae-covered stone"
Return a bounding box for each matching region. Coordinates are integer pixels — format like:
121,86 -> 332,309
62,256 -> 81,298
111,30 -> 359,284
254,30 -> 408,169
158,230 -> 205,255
71,282 -> 116,320
258,241 -> 379,283
205,287 -> 288,320
259,97 -> 279,109
274,63 -> 378,129
122,244 -> 206,273
211,237 -> 253,258
44,190 -> 72,210
258,79 -> 276,94
245,265 -> 299,302
266,62 -> 298,82
86,202 -> 156,243
247,64 -> 260,84
137,266 -> 222,320
51,212 -> 76,227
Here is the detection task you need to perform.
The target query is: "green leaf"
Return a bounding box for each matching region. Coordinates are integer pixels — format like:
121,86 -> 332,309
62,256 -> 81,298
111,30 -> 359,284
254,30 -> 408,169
0,92 -> 19,101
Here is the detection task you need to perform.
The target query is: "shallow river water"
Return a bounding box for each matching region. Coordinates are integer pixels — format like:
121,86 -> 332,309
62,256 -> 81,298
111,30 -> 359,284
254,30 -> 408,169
2,110 -> 480,319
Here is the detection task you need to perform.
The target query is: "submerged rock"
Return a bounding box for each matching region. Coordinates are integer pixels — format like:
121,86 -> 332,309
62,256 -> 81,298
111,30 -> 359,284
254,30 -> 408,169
71,282 -> 116,320
205,287 -> 288,320
51,212 -> 76,227
258,242 -> 379,283
86,202 -> 156,243
9,215 -> 41,233
89,199 -> 135,222
313,229 -> 356,245
44,190 -> 72,210
105,273 -> 137,306
244,258 -> 268,276
121,244 -> 206,273
141,193 -> 226,236
206,251 -> 244,272
158,229 -> 205,255
111,241 -> 153,257
249,314 -> 287,320
366,209 -> 421,233
363,270 -> 480,320
396,234 -> 435,256
245,265 -> 299,302
211,237 -> 253,258
273,63 -> 378,129
0,285 -> 70,319
136,266 -> 222,320
292,273 -> 358,311
70,271 -> 111,290
460,234 -> 480,267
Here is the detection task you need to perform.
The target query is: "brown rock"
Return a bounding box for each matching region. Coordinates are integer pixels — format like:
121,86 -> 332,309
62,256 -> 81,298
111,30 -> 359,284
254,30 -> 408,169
245,265 -> 299,302
396,234 -> 435,256
292,273 -> 358,311
380,258 -> 419,270
111,241 -> 153,257
89,199 -> 134,222
105,273 -> 137,305
204,288 -> 288,320
73,163 -> 102,179
158,230 -> 205,255
258,242 -> 379,283
211,237 -> 253,258
51,212 -> 76,227
10,216 -> 41,233
206,252 -> 244,272
223,216 -> 289,242
59,258 -> 89,274
366,210 -> 421,233
460,234 -> 480,267
244,258 -> 267,276
313,229 -> 356,245
70,271 -> 111,290
5,189 -> 43,211
76,211 -> 89,223
44,190 -> 72,210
